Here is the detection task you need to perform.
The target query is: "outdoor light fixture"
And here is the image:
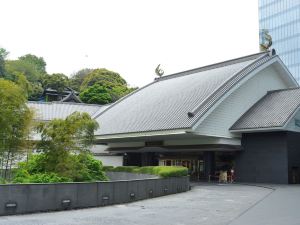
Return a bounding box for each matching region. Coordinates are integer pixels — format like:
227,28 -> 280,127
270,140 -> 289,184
5,202 -> 17,209
102,196 -> 109,200
61,199 -> 71,207
149,189 -> 153,197
163,187 -> 168,193
130,192 -> 135,199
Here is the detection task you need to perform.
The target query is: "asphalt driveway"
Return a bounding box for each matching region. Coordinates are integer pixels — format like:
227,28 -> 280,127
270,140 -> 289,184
229,185 -> 300,225
0,183 -> 272,225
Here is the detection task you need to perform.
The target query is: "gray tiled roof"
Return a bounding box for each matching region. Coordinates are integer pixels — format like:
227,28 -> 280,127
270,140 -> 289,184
94,52 -> 273,136
28,102 -> 107,121
230,88 -> 300,131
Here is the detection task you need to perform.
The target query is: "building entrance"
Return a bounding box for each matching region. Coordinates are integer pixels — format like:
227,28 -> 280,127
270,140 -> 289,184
158,151 -> 236,181
159,158 -> 205,180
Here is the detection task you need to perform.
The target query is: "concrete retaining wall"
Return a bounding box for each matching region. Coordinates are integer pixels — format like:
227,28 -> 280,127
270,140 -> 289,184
0,176 -> 189,216
106,172 -> 158,181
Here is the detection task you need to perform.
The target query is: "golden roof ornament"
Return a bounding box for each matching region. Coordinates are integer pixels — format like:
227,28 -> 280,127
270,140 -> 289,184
260,29 -> 273,52
155,64 -> 164,77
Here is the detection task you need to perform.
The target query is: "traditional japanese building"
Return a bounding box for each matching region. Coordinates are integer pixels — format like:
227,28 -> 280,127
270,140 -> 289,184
41,87 -> 81,103
93,51 -> 300,184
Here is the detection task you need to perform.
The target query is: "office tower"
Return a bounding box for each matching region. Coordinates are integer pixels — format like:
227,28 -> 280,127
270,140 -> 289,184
259,0 -> 300,82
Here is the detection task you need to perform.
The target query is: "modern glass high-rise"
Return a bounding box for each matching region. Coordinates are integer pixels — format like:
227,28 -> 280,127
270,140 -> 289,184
259,0 -> 300,82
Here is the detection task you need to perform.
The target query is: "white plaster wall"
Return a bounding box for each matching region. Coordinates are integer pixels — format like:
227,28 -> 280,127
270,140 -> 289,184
195,65 -> 291,138
94,155 -> 123,166
90,144 -> 109,153
91,144 -> 123,166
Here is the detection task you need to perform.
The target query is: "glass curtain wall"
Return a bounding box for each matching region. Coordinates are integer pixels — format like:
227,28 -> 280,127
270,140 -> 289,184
259,0 -> 300,82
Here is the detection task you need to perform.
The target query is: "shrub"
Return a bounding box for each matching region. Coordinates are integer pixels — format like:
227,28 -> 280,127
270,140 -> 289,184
0,177 -> 7,184
107,166 -> 188,178
13,168 -> 31,183
30,173 -> 71,183
112,166 -> 140,173
13,171 -> 71,184
103,166 -> 114,172
76,153 -> 108,181
13,153 -> 108,183
152,166 -> 188,178
133,166 -> 155,174
17,154 -> 47,174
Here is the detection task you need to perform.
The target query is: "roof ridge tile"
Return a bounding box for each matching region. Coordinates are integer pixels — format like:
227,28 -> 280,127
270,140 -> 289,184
156,52 -> 268,82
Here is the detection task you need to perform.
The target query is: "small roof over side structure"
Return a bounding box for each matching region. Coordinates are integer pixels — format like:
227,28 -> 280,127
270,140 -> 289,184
28,102 -> 106,121
230,88 -> 300,132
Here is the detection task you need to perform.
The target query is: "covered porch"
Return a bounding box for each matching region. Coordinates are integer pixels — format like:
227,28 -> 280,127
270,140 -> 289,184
102,134 -> 241,181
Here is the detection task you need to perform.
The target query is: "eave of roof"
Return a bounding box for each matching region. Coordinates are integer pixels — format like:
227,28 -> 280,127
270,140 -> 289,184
27,101 -> 107,121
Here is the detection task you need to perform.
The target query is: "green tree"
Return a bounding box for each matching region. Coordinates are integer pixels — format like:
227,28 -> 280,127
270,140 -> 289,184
19,54 -> 47,75
5,59 -> 42,83
42,73 -> 69,94
79,68 -> 136,104
36,112 -> 99,177
79,84 -> 112,104
69,68 -> 93,91
0,79 -> 33,180
0,48 -> 9,78
28,83 -> 44,101
4,68 -> 44,101
80,68 -> 127,91
2,53 -> 46,100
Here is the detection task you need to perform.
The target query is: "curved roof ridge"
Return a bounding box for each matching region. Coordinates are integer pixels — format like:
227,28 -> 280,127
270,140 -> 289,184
156,52 -> 268,82
188,53 -> 272,121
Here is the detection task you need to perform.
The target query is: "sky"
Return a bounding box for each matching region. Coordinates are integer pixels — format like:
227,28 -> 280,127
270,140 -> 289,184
1,0 -> 259,87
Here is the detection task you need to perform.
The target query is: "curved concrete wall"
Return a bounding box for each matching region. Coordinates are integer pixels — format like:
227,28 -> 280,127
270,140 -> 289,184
0,176 -> 189,216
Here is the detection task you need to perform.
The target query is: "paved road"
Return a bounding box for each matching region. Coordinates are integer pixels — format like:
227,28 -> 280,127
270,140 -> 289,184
0,184 -> 271,225
229,185 -> 300,225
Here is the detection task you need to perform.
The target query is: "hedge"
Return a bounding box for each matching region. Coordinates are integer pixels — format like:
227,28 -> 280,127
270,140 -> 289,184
104,166 -> 188,178
102,166 -> 114,172
109,166 -> 140,172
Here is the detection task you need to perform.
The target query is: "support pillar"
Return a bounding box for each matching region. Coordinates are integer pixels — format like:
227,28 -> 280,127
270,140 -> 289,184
204,151 -> 215,179
141,153 -> 158,166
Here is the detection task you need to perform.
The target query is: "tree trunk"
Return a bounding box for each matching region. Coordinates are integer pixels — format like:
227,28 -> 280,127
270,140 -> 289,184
4,151 -> 11,180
